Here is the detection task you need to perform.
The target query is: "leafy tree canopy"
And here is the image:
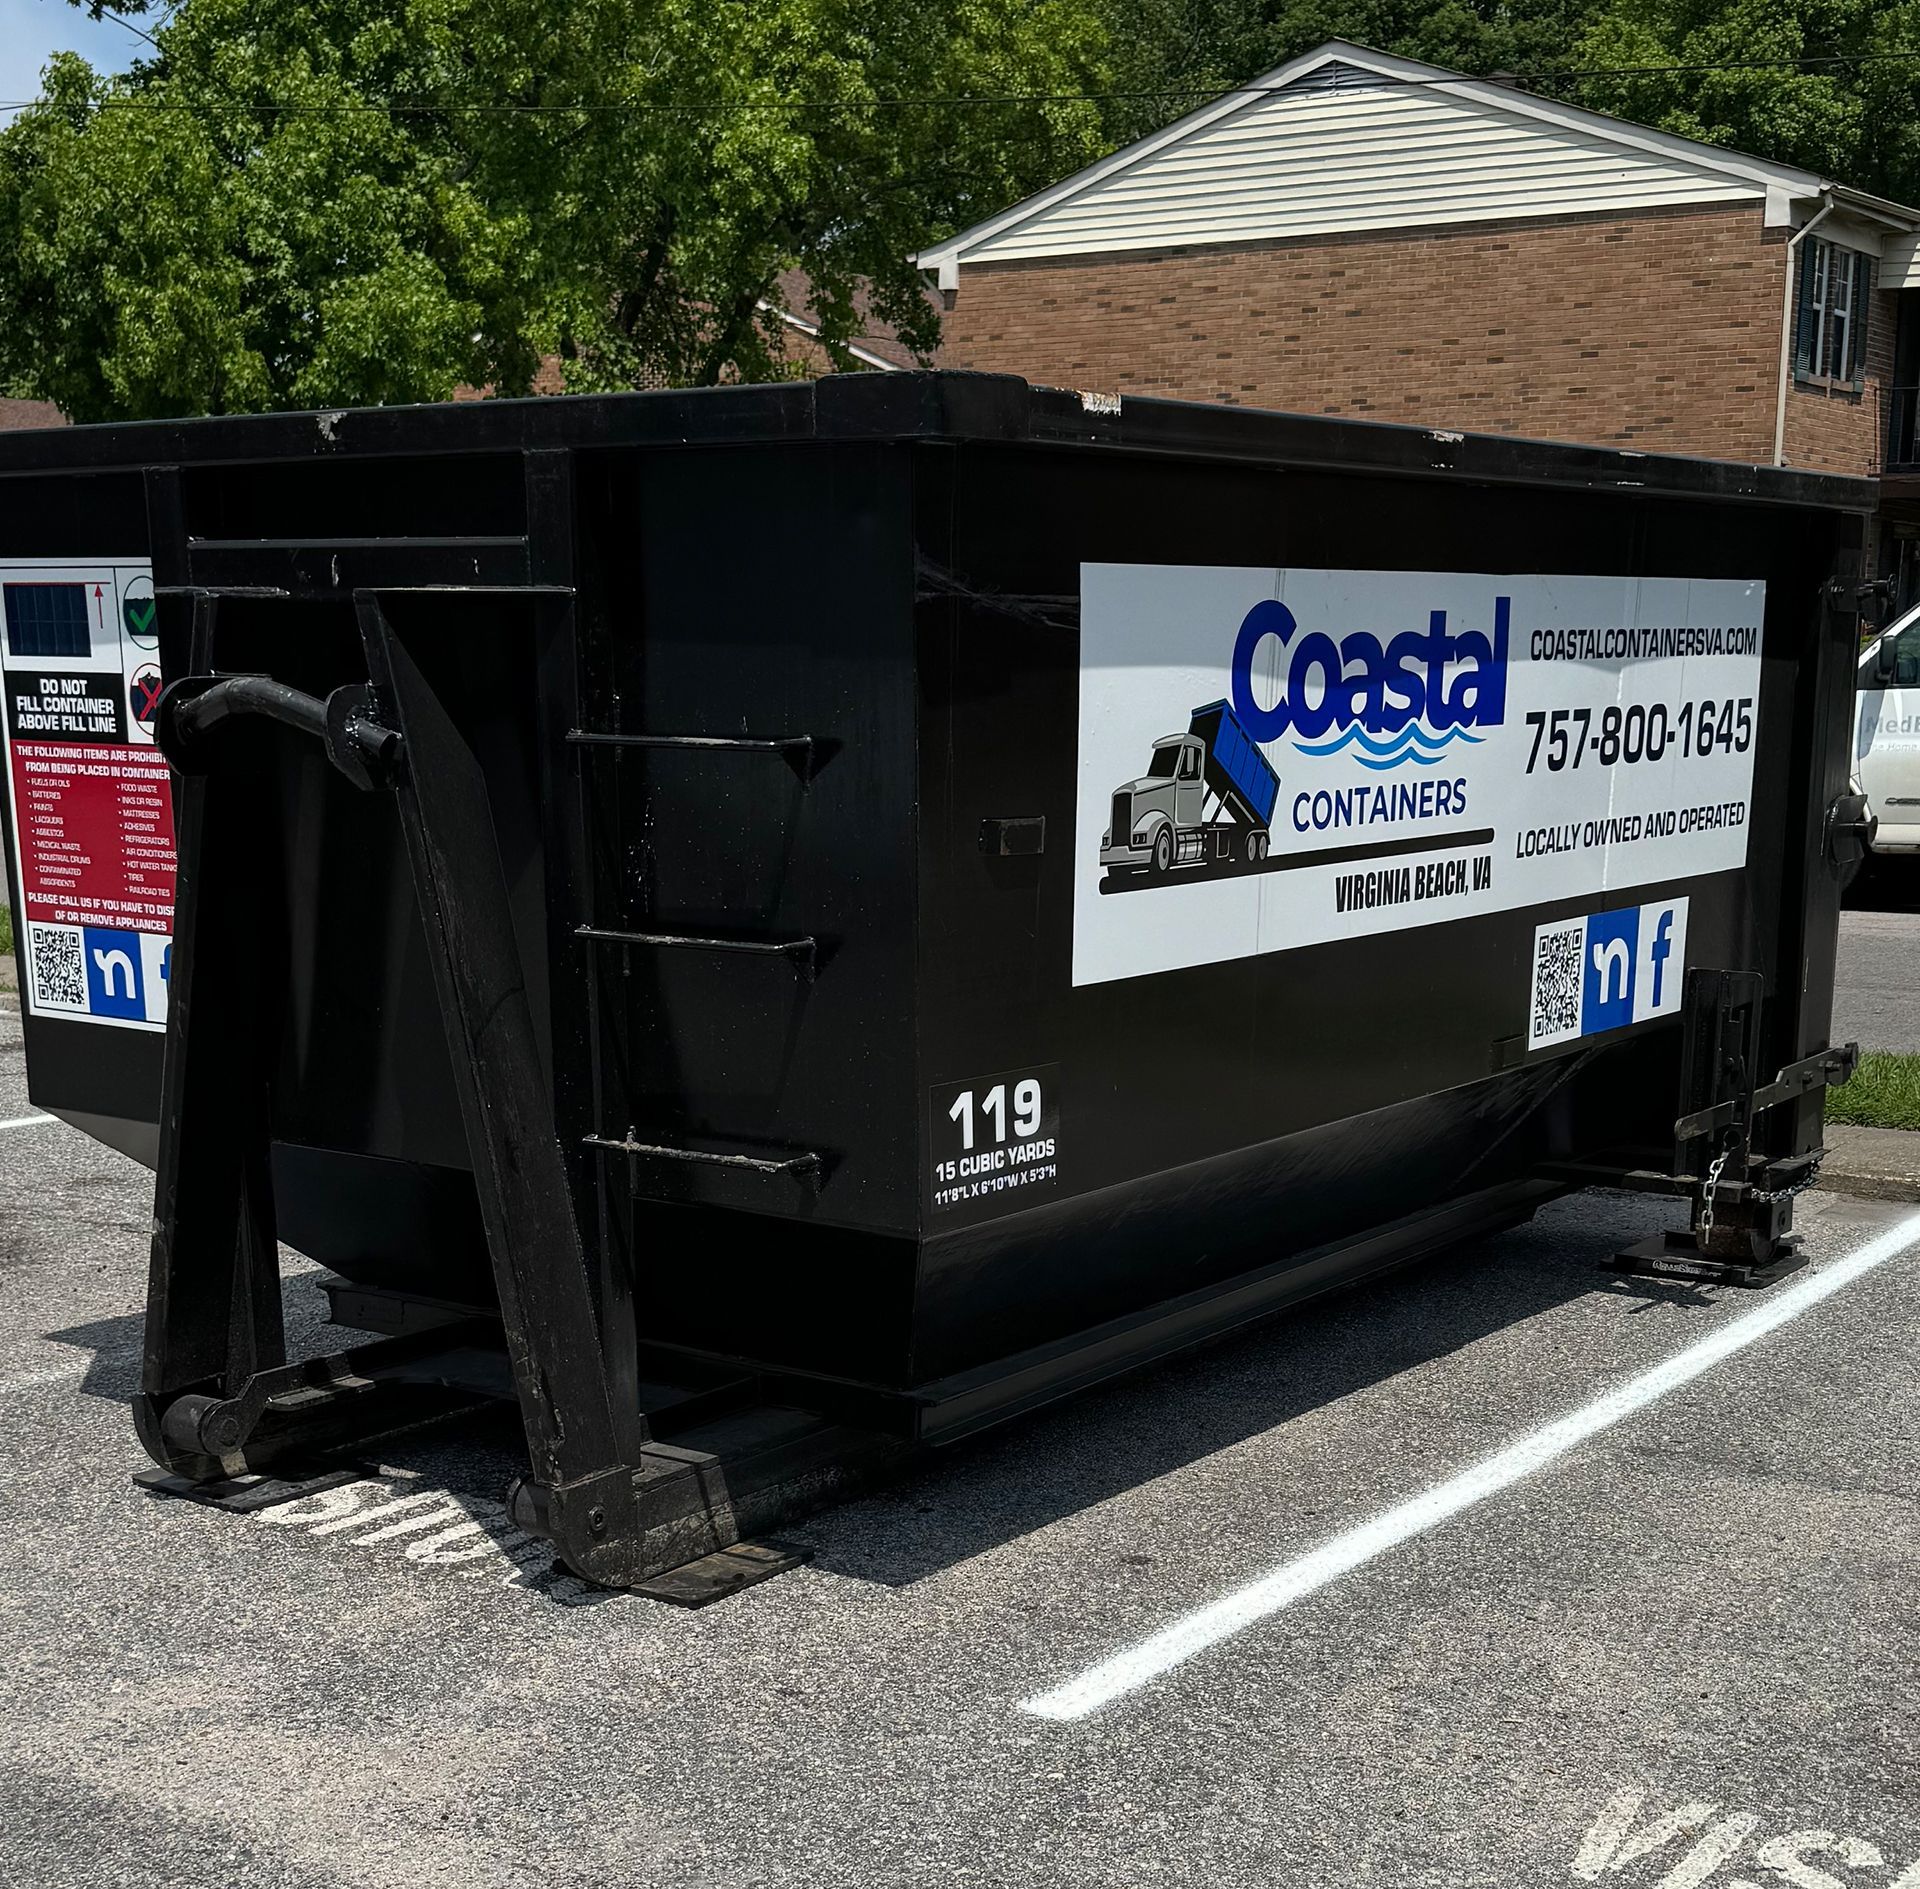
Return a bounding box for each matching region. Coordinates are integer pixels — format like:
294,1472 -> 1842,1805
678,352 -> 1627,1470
10,0 -> 1920,420
0,0 -> 1104,417
1092,0 -> 1920,202
1571,0 -> 1920,207
1094,0 -> 1597,147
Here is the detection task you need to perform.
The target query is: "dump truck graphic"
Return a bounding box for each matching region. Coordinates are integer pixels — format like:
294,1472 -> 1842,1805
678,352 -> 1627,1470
1100,698 -> 1280,879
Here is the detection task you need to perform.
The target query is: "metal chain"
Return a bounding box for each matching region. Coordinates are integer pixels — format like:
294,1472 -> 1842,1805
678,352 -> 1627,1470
1749,1152 -> 1825,1205
1697,1142 -> 1733,1249
1696,1143 -> 1824,1241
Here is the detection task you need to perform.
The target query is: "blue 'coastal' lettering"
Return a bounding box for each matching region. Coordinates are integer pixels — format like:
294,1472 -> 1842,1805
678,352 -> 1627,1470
1230,596 -> 1512,744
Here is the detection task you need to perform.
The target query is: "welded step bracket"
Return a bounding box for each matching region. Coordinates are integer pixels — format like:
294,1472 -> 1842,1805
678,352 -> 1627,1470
566,725 -> 829,785
586,1130 -> 825,1187
576,923 -> 819,978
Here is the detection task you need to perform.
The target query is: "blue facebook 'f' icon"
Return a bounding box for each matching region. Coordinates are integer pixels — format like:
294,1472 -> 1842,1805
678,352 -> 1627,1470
1632,898 -> 1689,1023
1649,909 -> 1674,1009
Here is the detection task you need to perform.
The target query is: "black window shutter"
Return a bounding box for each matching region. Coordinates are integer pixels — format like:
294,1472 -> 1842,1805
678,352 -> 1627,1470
1851,253 -> 1874,383
1793,240 -> 1820,377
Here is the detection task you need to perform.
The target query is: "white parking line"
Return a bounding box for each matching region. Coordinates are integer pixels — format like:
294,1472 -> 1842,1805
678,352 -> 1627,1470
1022,1206 -> 1920,1722
0,1114 -> 53,1132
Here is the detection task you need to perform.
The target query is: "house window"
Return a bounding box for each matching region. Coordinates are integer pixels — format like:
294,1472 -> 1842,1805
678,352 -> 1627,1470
1795,236 -> 1873,384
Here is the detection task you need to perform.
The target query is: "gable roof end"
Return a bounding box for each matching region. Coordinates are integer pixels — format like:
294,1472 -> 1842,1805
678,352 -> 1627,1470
916,41 -> 1920,284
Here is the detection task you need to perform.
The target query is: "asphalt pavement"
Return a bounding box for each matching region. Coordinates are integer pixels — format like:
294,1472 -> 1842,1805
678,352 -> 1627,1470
3,994 -> 1919,1888
1836,911 -> 1920,1058
1836,856 -> 1920,1052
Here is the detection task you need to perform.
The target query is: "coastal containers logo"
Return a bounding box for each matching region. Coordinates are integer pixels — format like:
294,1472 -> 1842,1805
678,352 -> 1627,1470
1229,594 -> 1511,769
1072,564 -> 1762,992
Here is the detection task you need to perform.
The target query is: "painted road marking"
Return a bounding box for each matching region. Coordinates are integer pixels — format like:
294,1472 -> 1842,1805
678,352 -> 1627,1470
1022,1206 -> 1920,1721
1572,1785 -> 1920,1887
0,1113 -> 52,1132
251,1471 -> 612,1606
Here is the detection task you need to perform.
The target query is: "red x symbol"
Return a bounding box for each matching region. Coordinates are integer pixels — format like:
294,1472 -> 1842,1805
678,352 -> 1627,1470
130,665 -> 164,726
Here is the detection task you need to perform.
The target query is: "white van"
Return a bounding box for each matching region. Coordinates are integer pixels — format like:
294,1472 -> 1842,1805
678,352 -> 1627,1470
1855,602 -> 1920,853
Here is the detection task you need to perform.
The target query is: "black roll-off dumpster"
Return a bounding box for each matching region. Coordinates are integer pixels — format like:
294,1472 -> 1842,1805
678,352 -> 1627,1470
0,373 -> 1875,1592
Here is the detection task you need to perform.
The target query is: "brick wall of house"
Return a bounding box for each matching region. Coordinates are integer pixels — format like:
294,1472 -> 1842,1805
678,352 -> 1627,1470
0,398 -> 64,431
941,203 -> 1873,472
1780,286 -> 1897,477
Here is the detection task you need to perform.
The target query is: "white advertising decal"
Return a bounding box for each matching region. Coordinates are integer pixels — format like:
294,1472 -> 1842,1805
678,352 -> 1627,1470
1073,564 -> 1762,991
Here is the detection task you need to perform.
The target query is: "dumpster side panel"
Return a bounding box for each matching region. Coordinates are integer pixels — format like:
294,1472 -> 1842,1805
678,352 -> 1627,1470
596,441 -> 920,1230
0,384 -> 1867,1420
589,442 -> 925,1381
911,439 -> 1850,1378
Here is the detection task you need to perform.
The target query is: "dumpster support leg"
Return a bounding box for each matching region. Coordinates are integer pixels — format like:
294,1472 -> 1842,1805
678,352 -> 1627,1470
137,588 -> 859,1590
135,594 -> 289,1478
353,595 -> 653,1584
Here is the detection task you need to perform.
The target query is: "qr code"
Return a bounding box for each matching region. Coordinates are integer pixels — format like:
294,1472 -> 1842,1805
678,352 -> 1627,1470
1530,923 -> 1584,1043
29,924 -> 85,1010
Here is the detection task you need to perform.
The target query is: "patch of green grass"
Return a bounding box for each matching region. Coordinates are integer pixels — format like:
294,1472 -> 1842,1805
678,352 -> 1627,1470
0,903 -> 11,957
1826,1051 -> 1920,1131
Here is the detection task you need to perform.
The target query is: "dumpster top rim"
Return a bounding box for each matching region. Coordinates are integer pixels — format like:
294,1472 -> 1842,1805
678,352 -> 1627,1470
0,370 -> 1877,514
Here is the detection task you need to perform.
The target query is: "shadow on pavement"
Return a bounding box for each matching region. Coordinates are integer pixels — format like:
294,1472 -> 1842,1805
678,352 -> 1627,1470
44,1268 -> 543,1519
40,1194 -> 1698,1594
1845,856 -> 1920,912
801,1190 -> 1693,1588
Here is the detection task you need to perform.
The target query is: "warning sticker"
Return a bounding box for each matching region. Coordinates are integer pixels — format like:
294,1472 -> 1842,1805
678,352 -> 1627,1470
0,560 -> 174,1031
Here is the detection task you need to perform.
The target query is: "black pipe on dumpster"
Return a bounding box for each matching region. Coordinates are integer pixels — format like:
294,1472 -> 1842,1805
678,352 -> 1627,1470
0,374 -> 1872,1596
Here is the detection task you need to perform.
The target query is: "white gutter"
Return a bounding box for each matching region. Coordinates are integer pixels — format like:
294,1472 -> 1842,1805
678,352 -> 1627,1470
758,300 -> 903,372
1774,191 -> 1837,467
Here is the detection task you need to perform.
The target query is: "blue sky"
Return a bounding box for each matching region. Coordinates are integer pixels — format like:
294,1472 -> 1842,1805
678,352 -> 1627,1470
1,0 -> 143,111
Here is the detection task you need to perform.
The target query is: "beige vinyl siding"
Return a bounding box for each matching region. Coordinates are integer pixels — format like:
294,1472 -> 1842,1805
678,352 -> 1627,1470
964,82 -> 1763,263
1881,231 -> 1920,288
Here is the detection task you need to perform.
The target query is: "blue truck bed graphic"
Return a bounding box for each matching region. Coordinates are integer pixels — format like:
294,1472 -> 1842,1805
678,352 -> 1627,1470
1099,699 -> 1279,881
1190,699 -> 1279,827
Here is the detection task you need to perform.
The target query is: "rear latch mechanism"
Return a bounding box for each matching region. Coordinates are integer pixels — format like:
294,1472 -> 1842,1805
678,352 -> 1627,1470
1609,969 -> 1857,1288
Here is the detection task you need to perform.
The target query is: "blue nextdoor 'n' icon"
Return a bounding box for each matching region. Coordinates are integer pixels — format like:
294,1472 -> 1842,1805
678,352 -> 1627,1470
1529,896 -> 1688,1051
1581,906 -> 1640,1036
83,926 -> 147,1021
78,925 -> 171,1026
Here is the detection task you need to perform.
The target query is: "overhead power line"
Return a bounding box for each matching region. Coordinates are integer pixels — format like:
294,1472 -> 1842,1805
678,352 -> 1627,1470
8,45 -> 1920,116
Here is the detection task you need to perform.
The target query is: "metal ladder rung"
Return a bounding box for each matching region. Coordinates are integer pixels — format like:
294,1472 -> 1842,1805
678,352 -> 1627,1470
575,925 -> 817,977
566,728 -> 822,782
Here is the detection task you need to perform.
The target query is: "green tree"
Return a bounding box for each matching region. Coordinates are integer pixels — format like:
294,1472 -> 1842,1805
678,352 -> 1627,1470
0,0 -> 1105,418
1570,0 -> 1920,205
0,4 -> 540,421
1094,0 -> 1598,147
460,0 -> 1106,389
